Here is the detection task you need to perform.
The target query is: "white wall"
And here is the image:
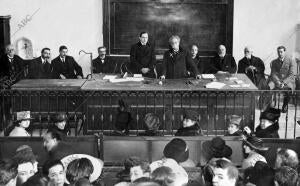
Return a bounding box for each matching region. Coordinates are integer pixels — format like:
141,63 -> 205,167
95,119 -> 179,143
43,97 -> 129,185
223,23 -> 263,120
1,0 -> 300,75
0,0 -> 103,77
233,0 -> 300,74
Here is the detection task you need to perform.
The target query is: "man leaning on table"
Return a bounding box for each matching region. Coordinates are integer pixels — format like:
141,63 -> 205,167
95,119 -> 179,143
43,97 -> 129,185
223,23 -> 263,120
160,35 -> 201,80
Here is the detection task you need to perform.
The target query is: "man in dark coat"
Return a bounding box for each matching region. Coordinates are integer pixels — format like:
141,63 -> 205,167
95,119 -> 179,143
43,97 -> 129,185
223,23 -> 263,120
161,35 -> 200,79
0,44 -> 25,83
92,46 -> 116,74
51,45 -> 83,79
130,32 -> 156,78
238,46 -> 267,89
209,45 -> 237,74
27,48 -> 52,79
175,110 -> 202,136
189,44 -> 205,76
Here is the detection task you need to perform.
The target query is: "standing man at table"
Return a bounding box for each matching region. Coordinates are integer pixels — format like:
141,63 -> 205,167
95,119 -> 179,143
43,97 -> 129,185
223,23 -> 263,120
130,31 -> 156,78
27,48 -> 52,79
209,45 -> 237,74
238,46 -> 267,89
51,45 -> 83,79
269,46 -> 296,112
92,46 -> 116,74
160,35 -> 200,79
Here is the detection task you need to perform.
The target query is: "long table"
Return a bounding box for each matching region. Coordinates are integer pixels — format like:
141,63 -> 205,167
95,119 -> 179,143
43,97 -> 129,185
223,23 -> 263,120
10,74 -> 257,135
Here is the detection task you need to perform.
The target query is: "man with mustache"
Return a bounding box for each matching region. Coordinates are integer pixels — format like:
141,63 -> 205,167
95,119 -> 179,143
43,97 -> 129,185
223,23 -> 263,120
92,46 -> 116,74
27,48 -> 52,79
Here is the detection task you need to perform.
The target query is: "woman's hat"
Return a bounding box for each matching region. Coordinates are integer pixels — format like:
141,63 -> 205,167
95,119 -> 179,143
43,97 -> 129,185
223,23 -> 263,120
260,107 -> 281,123
163,138 -> 189,163
144,113 -> 160,131
16,111 -> 33,121
228,115 -> 242,126
202,137 -> 232,159
243,135 -> 269,151
61,154 -> 104,183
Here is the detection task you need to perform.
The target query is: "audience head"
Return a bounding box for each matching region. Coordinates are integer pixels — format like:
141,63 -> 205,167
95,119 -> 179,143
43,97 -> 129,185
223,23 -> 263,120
163,138 -> 189,163
191,44 -> 198,58
41,48 -> 51,60
169,35 -> 180,51
13,159 -> 34,185
182,110 -> 198,128
139,32 -> 149,45
14,145 -> 38,174
43,129 -> 62,152
227,115 -> 241,135
43,160 -> 65,186
125,157 -> 150,182
5,44 -> 15,58
244,161 -> 275,186
53,113 -> 68,131
243,135 -> 269,155
277,46 -> 286,59
66,158 -> 93,184
144,113 -> 160,132
16,111 -> 32,129
0,159 -> 18,186
97,46 -> 107,59
202,137 -> 232,160
275,166 -> 298,186
22,174 -> 49,186
260,107 -> 280,129
74,178 -> 91,186
218,45 -> 226,57
275,148 -> 299,170
59,45 -> 68,58
151,166 -> 173,185
244,46 -> 253,59
212,159 -> 238,186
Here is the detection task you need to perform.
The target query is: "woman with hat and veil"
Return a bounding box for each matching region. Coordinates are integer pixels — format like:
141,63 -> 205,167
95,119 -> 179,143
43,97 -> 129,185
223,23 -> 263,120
242,135 -> 269,169
48,112 -> 70,139
9,111 -> 33,137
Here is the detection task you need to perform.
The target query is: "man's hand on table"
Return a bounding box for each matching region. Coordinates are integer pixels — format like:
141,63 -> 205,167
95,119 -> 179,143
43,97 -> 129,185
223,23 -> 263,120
141,68 -> 150,74
160,75 -> 165,80
77,75 -> 82,79
60,74 -> 66,79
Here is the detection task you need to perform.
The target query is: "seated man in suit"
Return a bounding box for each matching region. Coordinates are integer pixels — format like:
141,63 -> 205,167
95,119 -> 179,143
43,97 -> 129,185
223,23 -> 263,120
130,31 -> 156,78
238,46 -> 267,89
27,48 -> 52,79
209,45 -> 237,74
51,45 -> 83,79
188,44 -> 205,76
92,46 -> 116,74
160,35 -> 200,79
269,46 -> 296,112
0,44 -> 25,82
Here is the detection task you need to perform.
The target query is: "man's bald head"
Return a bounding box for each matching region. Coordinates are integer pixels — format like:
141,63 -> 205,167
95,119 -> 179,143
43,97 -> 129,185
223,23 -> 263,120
275,148 -> 299,169
218,45 -> 226,57
5,44 -> 15,58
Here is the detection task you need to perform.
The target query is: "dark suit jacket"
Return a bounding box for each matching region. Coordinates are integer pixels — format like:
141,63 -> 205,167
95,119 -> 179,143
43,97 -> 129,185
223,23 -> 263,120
27,56 -> 52,79
51,55 -> 83,79
130,42 -> 156,74
238,56 -> 265,85
0,54 -> 25,81
189,55 -> 206,75
92,56 -> 116,74
162,47 -> 199,79
209,54 -> 237,74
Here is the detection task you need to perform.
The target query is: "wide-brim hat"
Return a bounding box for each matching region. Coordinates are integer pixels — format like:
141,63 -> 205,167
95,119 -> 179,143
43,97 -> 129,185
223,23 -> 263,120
61,154 -> 104,183
202,137 -> 232,159
144,113 -> 160,131
260,107 -> 281,123
16,111 -> 34,121
53,113 -> 68,123
163,138 -> 189,163
183,109 -> 198,122
243,135 -> 269,152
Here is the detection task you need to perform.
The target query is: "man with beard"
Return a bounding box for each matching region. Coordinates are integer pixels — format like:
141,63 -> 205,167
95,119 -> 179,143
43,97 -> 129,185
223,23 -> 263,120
209,45 -> 237,74
238,46 -> 266,89
27,48 -> 52,79
92,46 -> 116,74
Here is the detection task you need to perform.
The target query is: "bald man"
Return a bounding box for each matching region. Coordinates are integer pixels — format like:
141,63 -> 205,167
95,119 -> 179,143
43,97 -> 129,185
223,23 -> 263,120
209,45 -> 237,74
0,44 -> 25,82
238,47 -> 266,88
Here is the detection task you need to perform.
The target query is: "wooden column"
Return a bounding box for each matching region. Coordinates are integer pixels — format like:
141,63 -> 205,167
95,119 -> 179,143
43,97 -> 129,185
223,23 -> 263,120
0,15 -> 11,56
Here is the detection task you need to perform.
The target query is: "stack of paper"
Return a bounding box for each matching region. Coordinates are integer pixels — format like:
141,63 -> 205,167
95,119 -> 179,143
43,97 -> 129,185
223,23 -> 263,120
201,74 -> 216,79
103,75 -> 118,80
205,82 -> 226,89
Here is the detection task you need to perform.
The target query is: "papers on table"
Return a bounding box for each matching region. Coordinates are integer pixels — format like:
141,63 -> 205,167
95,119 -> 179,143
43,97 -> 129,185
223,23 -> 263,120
109,77 -> 144,83
205,82 -> 226,89
201,74 -> 216,79
229,84 -> 251,88
103,75 -> 118,80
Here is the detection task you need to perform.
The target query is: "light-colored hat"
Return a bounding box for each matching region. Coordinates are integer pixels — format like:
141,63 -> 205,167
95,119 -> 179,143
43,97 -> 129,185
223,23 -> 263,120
61,154 -> 103,183
228,115 -> 242,126
16,111 -> 33,121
